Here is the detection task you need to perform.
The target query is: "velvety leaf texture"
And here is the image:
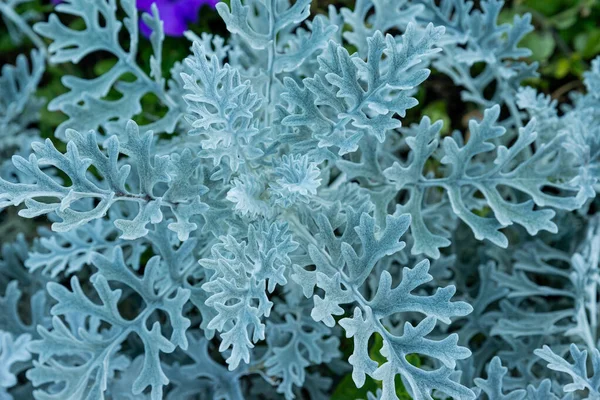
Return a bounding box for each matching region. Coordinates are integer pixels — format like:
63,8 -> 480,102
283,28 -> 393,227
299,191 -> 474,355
0,0 -> 599,399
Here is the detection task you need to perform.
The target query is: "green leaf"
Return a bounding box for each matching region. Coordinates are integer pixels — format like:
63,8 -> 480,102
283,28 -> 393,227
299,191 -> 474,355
331,374 -> 379,400
521,31 -> 555,62
422,100 -> 451,135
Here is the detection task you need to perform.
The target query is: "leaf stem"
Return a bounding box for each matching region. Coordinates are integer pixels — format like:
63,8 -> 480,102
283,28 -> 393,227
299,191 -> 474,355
0,2 -> 47,55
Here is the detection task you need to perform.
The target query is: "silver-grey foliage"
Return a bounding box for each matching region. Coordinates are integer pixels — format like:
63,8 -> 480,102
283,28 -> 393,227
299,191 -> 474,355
0,0 -> 599,399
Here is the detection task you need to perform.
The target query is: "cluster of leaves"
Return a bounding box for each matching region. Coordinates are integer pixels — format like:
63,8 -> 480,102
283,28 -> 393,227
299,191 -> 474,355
0,0 -> 599,399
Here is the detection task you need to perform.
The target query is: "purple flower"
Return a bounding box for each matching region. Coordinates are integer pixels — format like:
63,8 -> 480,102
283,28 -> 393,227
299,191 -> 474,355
138,0 -> 218,37
51,0 -> 218,37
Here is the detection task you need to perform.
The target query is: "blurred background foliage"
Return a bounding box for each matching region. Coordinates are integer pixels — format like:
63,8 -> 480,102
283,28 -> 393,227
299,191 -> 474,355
505,0 -> 600,93
0,0 -> 599,397
1,0 -> 600,138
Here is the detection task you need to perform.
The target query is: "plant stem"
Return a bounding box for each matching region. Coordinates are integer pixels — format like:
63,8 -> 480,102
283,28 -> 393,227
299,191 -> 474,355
0,3 -> 47,55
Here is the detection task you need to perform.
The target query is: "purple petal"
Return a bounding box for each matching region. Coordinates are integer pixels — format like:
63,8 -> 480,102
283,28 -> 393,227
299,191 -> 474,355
137,0 -> 218,37
155,3 -> 188,36
136,0 -> 161,12
53,0 -> 218,37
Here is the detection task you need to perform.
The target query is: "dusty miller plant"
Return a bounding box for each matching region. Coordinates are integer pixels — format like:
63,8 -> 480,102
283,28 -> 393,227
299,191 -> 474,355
0,0 -> 599,399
